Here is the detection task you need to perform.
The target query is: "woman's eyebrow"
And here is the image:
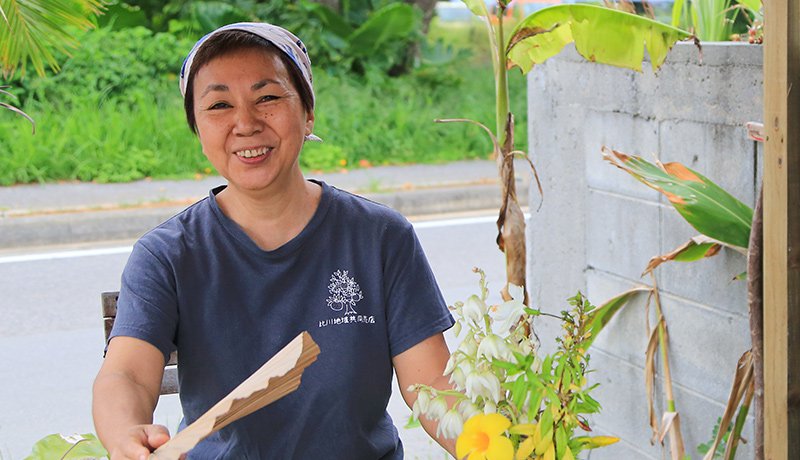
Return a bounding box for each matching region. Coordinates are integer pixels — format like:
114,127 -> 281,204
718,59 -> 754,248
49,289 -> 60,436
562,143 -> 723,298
200,84 -> 228,98
251,78 -> 281,91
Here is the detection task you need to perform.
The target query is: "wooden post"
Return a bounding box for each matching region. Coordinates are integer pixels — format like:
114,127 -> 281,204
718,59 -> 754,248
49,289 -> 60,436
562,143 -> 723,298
763,0 -> 800,458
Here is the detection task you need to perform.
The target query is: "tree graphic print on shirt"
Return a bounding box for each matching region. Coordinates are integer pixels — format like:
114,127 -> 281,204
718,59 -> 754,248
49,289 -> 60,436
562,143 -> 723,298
326,270 -> 363,315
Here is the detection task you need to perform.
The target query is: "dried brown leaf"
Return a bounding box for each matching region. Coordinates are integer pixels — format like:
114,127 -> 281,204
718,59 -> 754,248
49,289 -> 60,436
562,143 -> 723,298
702,350 -> 755,460
643,235 -> 723,276
645,319 -> 661,443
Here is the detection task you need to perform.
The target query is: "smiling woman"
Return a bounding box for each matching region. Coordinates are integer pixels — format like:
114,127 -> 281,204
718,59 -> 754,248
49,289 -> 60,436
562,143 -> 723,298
91,22 -> 458,460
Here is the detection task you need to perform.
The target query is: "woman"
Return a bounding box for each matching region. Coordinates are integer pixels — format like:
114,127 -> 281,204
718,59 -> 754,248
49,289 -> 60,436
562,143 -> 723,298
92,22 -> 456,459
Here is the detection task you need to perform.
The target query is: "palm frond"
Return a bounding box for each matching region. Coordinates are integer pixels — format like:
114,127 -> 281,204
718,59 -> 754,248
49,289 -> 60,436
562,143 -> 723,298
0,0 -> 104,77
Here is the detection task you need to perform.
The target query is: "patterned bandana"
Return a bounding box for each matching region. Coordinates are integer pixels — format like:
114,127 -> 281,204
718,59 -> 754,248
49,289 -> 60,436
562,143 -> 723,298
180,22 -> 321,141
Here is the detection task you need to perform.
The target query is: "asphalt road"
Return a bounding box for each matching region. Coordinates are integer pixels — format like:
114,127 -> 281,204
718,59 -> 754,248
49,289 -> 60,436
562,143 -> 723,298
0,212 -> 509,459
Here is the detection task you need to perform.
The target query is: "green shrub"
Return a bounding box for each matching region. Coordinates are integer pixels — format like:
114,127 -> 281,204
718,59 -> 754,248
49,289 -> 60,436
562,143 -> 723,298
9,26 -> 193,106
0,60 -> 527,184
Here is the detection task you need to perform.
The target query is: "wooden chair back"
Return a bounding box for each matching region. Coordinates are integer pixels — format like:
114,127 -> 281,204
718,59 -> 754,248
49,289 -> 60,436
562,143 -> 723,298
102,291 -> 179,395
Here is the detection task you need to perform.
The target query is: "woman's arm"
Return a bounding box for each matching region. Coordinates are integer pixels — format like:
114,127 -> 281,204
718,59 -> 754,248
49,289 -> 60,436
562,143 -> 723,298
393,333 -> 457,458
92,336 -> 170,460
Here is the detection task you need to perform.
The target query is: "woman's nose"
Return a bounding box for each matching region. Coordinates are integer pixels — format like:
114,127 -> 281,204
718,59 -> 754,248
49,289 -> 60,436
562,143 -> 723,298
233,107 -> 263,136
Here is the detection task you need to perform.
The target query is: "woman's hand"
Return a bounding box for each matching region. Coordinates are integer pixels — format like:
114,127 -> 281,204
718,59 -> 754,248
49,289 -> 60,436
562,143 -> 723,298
108,424 -> 171,460
93,337 -> 168,460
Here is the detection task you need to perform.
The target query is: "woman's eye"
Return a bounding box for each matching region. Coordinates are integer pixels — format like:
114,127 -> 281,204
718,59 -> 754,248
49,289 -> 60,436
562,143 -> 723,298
208,102 -> 230,110
258,95 -> 278,103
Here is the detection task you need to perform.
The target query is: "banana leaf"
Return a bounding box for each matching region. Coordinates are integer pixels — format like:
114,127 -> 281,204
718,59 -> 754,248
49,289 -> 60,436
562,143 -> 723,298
643,235 -> 724,276
586,286 -> 652,348
603,147 -> 753,249
347,3 -> 418,58
506,4 -> 694,74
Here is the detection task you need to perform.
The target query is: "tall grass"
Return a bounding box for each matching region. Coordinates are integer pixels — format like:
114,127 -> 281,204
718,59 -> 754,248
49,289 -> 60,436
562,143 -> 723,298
0,58 -> 527,184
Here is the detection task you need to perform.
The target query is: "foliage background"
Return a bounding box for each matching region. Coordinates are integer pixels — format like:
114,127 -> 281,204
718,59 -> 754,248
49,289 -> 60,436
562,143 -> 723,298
0,0 -> 528,184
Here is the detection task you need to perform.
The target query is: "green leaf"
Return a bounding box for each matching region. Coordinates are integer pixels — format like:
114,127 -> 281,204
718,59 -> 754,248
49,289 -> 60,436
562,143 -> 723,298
404,414 -> 422,429
643,235 -> 724,275
97,2 -> 147,29
24,433 -> 108,460
0,0 -> 105,77
671,0 -> 686,27
556,426 -> 569,458
191,2 -> 250,34
524,307 -> 542,316
737,0 -> 763,15
347,3 -> 418,58
586,287 -> 651,348
512,375 -> 528,408
304,2 -> 354,39
603,148 -> 753,249
506,4 -> 693,74
460,0 -> 490,18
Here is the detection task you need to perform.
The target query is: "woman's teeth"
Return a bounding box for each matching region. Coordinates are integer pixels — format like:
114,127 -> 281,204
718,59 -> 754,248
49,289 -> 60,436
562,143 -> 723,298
236,147 -> 270,158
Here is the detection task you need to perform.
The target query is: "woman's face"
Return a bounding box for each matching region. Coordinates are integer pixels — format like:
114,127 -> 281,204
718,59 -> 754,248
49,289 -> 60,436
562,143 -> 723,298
192,47 -> 314,194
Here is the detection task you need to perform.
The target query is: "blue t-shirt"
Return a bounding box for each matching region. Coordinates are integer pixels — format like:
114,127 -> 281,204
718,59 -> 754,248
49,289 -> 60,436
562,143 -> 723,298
110,181 -> 454,459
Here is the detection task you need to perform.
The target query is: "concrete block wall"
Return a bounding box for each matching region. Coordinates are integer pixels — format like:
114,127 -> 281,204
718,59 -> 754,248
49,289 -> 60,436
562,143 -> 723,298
526,43 -> 762,459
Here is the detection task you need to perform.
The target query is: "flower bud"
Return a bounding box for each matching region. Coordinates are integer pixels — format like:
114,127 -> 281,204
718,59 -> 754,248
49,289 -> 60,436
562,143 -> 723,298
463,294 -> 488,324
437,409 -> 464,440
428,395 -> 449,421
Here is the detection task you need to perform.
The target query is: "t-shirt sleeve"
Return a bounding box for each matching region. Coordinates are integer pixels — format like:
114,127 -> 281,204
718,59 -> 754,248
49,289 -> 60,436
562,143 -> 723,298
108,239 -> 179,364
382,219 -> 454,357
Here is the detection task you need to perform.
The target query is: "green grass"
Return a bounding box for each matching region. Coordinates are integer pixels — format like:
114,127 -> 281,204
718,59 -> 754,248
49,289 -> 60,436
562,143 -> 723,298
0,54 -> 528,184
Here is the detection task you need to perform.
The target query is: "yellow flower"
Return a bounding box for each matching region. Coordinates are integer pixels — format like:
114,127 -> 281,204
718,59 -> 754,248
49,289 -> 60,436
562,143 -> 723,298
456,413 -> 514,460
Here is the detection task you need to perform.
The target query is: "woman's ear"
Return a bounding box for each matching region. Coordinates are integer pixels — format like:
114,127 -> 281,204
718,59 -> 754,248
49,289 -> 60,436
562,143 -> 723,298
305,111 -> 315,137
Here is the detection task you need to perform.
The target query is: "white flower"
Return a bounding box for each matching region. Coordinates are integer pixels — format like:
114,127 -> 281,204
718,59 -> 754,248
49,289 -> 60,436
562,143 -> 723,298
452,321 -> 462,337
463,294 -> 488,324
444,353 -> 459,376
412,388 -> 431,419
477,333 -> 512,362
465,369 -> 503,404
519,337 -> 536,357
458,400 -> 482,421
483,400 -> 497,414
450,359 -> 473,391
449,366 -> 466,391
428,395 -> 449,421
492,283 -> 527,334
458,334 -> 479,357
437,408 -> 464,440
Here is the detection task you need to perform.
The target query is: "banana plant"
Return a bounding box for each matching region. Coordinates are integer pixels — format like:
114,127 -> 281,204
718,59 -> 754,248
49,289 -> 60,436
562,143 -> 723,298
602,147 -> 753,271
601,146 -> 759,459
447,0 -> 694,318
431,5 -> 694,458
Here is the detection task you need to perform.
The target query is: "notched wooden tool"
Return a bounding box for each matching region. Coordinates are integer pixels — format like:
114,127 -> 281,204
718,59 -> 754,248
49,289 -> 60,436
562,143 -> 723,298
150,332 -> 320,460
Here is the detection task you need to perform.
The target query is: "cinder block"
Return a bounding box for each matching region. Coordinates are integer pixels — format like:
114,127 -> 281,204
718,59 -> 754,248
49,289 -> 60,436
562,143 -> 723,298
669,379 -> 756,460
586,269 -> 654,368
657,292 -> 752,400
659,120 -> 757,207
657,206 -> 749,316
586,190 -> 661,282
528,106 -> 588,314
583,435 -> 659,460
584,111 -> 661,201
586,350 -> 664,458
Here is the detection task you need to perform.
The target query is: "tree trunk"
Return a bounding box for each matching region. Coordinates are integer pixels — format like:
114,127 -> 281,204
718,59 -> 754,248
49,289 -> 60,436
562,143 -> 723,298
388,0 -> 438,76
747,186 -> 764,460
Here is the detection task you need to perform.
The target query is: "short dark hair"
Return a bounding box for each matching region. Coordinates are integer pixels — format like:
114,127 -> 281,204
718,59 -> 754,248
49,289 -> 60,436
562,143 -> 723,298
183,30 -> 314,134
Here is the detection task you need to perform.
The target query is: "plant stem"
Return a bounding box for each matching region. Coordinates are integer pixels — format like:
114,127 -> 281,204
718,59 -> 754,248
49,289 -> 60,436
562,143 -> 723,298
495,9 -> 510,144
